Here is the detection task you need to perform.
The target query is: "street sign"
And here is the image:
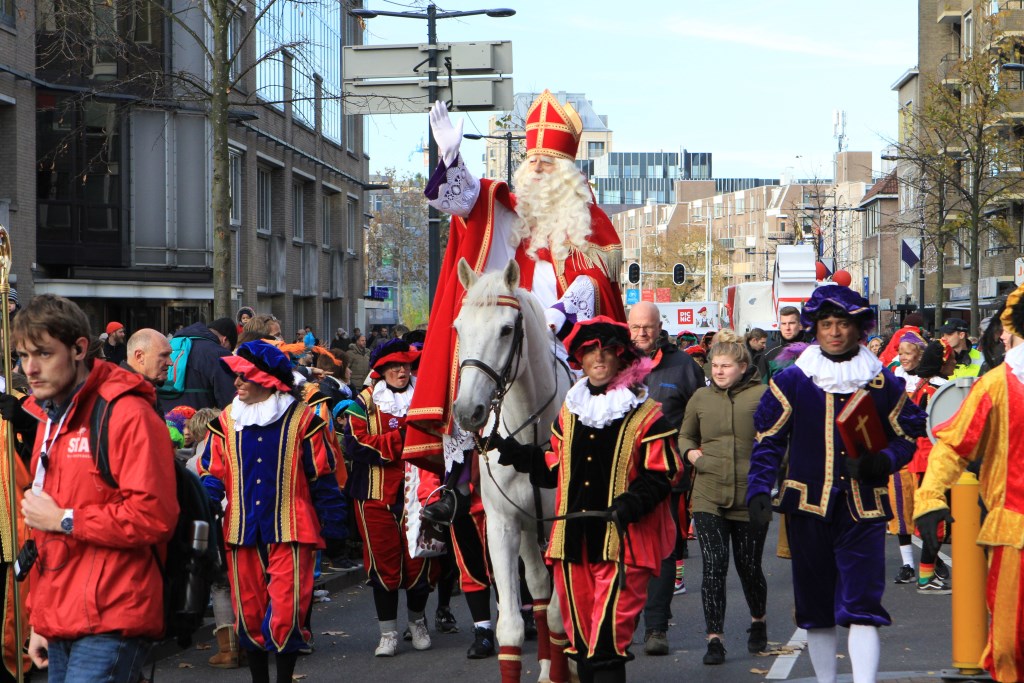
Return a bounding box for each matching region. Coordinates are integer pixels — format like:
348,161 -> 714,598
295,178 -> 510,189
625,289 -> 640,305
343,41 -> 513,115
641,289 -> 654,302
656,287 -> 671,303
1016,257 -> 1024,286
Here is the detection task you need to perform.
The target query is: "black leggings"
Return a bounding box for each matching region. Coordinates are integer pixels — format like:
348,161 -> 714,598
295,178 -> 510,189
693,512 -> 768,635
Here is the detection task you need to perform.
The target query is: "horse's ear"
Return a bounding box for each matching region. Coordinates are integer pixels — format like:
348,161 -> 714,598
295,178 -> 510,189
457,257 -> 478,290
503,259 -> 520,290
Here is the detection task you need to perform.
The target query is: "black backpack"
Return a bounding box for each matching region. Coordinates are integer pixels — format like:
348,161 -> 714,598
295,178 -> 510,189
89,396 -> 223,648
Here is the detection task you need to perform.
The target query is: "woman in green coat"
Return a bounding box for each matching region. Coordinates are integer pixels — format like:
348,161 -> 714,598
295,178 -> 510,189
678,330 -> 769,666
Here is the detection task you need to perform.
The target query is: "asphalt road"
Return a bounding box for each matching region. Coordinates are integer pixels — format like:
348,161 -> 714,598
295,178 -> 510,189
149,530 -> 961,683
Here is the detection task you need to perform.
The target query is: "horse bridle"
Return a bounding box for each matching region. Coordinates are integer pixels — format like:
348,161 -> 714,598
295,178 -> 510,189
458,294 -> 526,419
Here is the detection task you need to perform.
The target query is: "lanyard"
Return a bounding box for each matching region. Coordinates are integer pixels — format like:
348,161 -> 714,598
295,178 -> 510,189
31,410 -> 69,494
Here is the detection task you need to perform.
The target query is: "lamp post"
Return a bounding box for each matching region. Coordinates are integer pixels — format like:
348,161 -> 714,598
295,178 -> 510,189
350,4 -> 516,307
463,131 -> 525,189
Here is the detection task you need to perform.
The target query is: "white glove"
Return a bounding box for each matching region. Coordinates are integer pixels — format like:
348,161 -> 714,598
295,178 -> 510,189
429,100 -> 463,167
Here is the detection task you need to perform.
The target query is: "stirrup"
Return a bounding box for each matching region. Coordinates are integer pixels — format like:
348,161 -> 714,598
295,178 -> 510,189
420,489 -> 459,526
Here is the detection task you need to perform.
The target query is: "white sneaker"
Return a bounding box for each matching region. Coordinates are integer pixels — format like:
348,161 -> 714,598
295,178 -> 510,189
375,630 -> 399,657
409,618 -> 432,651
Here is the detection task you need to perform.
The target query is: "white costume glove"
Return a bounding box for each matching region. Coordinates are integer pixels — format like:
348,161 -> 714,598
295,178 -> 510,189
429,100 -> 464,167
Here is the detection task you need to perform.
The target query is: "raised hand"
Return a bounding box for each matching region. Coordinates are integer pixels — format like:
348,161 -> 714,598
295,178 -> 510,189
429,100 -> 463,166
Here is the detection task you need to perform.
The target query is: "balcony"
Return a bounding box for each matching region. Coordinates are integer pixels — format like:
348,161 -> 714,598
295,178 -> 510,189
939,53 -> 961,88
936,0 -> 961,24
719,238 -> 736,250
766,231 -> 794,242
992,1 -> 1024,42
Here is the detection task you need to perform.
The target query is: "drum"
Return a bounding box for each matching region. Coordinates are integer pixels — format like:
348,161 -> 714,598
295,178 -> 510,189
926,376 -> 977,443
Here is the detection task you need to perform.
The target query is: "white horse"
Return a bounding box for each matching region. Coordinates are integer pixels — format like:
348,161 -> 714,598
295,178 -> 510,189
452,257 -> 575,683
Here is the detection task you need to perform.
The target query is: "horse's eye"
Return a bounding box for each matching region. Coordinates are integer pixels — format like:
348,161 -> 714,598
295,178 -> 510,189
500,325 -> 513,336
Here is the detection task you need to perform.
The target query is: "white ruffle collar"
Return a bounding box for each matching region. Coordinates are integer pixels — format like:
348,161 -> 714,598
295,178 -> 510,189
564,378 -> 646,428
1003,342 -> 1024,385
230,392 -> 296,431
372,379 -> 415,417
795,344 -> 883,394
892,364 -> 921,394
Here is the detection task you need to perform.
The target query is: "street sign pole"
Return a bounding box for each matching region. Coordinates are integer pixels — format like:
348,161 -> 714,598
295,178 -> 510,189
426,5 -> 441,307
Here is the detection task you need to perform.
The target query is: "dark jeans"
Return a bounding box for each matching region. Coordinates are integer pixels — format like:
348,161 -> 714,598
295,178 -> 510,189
693,512 -> 768,635
643,492 -> 681,632
46,634 -> 152,683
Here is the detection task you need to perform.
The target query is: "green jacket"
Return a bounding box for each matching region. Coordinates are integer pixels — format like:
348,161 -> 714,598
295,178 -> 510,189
678,367 -> 766,521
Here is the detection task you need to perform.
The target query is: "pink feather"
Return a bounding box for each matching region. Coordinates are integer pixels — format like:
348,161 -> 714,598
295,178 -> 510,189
609,356 -> 654,391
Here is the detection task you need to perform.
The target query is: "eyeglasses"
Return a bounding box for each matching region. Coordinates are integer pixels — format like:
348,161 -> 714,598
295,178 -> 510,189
234,372 -> 252,383
628,325 -> 658,333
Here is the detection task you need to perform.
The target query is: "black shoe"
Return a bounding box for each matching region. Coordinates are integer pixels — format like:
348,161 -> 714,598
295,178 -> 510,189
522,609 -> 537,641
747,621 -> 767,653
703,637 -> 726,665
421,489 -> 464,526
934,556 -> 950,582
435,606 -> 459,634
466,626 -> 495,659
894,564 -> 916,584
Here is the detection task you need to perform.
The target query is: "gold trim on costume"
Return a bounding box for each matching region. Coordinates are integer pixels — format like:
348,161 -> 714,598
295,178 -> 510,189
755,380 -> 793,442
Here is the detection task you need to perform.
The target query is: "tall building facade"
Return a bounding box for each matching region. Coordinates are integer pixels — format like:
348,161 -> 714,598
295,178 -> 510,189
12,0 -> 372,337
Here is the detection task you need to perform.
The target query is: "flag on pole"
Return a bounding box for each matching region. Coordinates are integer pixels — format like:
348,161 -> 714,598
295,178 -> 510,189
901,239 -> 921,269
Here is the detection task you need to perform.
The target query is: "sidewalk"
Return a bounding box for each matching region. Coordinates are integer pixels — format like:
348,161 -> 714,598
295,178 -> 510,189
787,673 -> 991,683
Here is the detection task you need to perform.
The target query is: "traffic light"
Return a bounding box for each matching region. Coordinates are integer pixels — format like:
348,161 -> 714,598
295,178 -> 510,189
672,263 -> 686,286
627,262 -> 640,284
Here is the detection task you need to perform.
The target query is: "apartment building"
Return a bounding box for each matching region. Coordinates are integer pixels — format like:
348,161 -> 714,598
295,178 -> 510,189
859,171 -> 903,329
6,0 -> 371,337
890,0 -> 1024,325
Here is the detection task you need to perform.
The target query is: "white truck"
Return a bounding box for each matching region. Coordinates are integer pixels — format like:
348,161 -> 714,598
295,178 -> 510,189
722,244 -> 818,333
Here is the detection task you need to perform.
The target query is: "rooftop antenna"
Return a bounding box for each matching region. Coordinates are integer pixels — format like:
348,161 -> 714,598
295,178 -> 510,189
833,109 -> 848,153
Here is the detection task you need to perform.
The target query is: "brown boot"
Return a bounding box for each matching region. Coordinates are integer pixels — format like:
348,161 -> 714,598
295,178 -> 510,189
208,626 -> 240,669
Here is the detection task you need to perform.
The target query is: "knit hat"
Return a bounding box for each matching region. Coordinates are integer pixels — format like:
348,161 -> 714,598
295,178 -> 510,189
208,317 -> 238,350
164,405 -> 197,435
8,288 -> 16,305
220,340 -> 295,392
105,321 -> 124,335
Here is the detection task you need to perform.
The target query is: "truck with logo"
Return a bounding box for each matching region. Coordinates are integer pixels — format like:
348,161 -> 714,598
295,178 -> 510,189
722,244 -> 818,333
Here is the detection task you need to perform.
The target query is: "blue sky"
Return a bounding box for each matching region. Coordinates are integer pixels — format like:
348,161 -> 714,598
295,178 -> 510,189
359,1 -> 918,181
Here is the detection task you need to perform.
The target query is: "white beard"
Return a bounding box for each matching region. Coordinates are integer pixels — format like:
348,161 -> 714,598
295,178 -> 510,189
512,162 -> 593,264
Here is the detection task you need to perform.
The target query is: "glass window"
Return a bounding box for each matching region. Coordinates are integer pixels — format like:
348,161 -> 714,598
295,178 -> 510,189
587,141 -> 605,158
322,194 -> 332,246
227,10 -> 244,82
293,182 -> 304,241
229,150 -> 243,225
347,198 -> 358,251
257,168 -> 272,234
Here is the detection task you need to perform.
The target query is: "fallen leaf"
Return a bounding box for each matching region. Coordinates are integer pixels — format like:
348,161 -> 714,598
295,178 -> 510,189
195,643 -> 211,650
750,668 -> 770,675
322,630 -> 347,636
177,662 -> 194,669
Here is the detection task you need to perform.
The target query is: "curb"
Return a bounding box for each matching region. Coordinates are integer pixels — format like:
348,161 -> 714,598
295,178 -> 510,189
150,566 -> 366,663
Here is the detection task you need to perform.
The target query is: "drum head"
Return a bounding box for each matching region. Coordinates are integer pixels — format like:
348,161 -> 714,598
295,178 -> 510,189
926,377 -> 977,443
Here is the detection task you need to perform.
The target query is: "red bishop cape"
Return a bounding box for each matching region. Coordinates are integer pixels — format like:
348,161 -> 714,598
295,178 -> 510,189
403,178 -> 626,472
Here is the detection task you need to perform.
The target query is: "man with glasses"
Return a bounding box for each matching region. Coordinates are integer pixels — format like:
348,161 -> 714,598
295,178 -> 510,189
627,301 -> 704,656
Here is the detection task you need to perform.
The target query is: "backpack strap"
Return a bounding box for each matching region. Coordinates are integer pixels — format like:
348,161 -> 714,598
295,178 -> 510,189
89,396 -> 119,489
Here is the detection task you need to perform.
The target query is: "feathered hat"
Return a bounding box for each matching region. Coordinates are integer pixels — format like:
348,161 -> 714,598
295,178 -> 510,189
525,90 -> 583,161
1000,281 -> 1024,339
800,284 -> 876,338
220,340 -> 295,392
563,316 -> 641,369
369,338 -> 421,379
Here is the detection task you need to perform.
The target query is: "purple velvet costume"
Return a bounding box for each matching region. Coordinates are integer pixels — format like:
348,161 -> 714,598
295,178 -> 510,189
746,361 -> 926,629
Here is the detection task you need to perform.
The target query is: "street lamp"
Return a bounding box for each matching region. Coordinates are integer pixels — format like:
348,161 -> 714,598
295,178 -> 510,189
463,131 -> 525,188
350,4 -> 516,307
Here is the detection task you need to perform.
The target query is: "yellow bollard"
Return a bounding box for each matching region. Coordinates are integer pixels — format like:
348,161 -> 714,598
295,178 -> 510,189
950,470 -> 988,676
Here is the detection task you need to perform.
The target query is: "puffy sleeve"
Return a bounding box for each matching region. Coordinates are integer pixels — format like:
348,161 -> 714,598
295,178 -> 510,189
915,380 -> 993,519
746,379 -> 793,503
425,155 -> 481,218
198,418 -> 226,504
301,415 -> 336,481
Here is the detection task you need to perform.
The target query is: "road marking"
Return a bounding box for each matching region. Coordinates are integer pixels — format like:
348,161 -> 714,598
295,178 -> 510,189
766,627 -> 806,680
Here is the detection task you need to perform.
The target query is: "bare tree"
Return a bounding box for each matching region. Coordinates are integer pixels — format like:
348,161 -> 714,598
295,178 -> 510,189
887,14 -> 1024,334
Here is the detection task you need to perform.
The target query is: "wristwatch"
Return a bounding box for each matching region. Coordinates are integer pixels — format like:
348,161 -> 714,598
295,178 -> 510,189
60,509 -> 73,535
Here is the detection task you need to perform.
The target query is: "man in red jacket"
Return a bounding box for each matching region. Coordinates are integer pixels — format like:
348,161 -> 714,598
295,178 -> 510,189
16,294 -> 179,683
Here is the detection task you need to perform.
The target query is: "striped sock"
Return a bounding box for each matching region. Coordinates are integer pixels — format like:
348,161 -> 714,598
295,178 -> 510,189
918,562 -> 934,585
676,560 -> 685,582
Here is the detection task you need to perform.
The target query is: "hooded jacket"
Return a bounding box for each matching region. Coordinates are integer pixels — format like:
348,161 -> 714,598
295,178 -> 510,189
23,360 -> 179,640
678,366 -> 766,521
347,342 -> 371,389
156,322 -> 236,413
